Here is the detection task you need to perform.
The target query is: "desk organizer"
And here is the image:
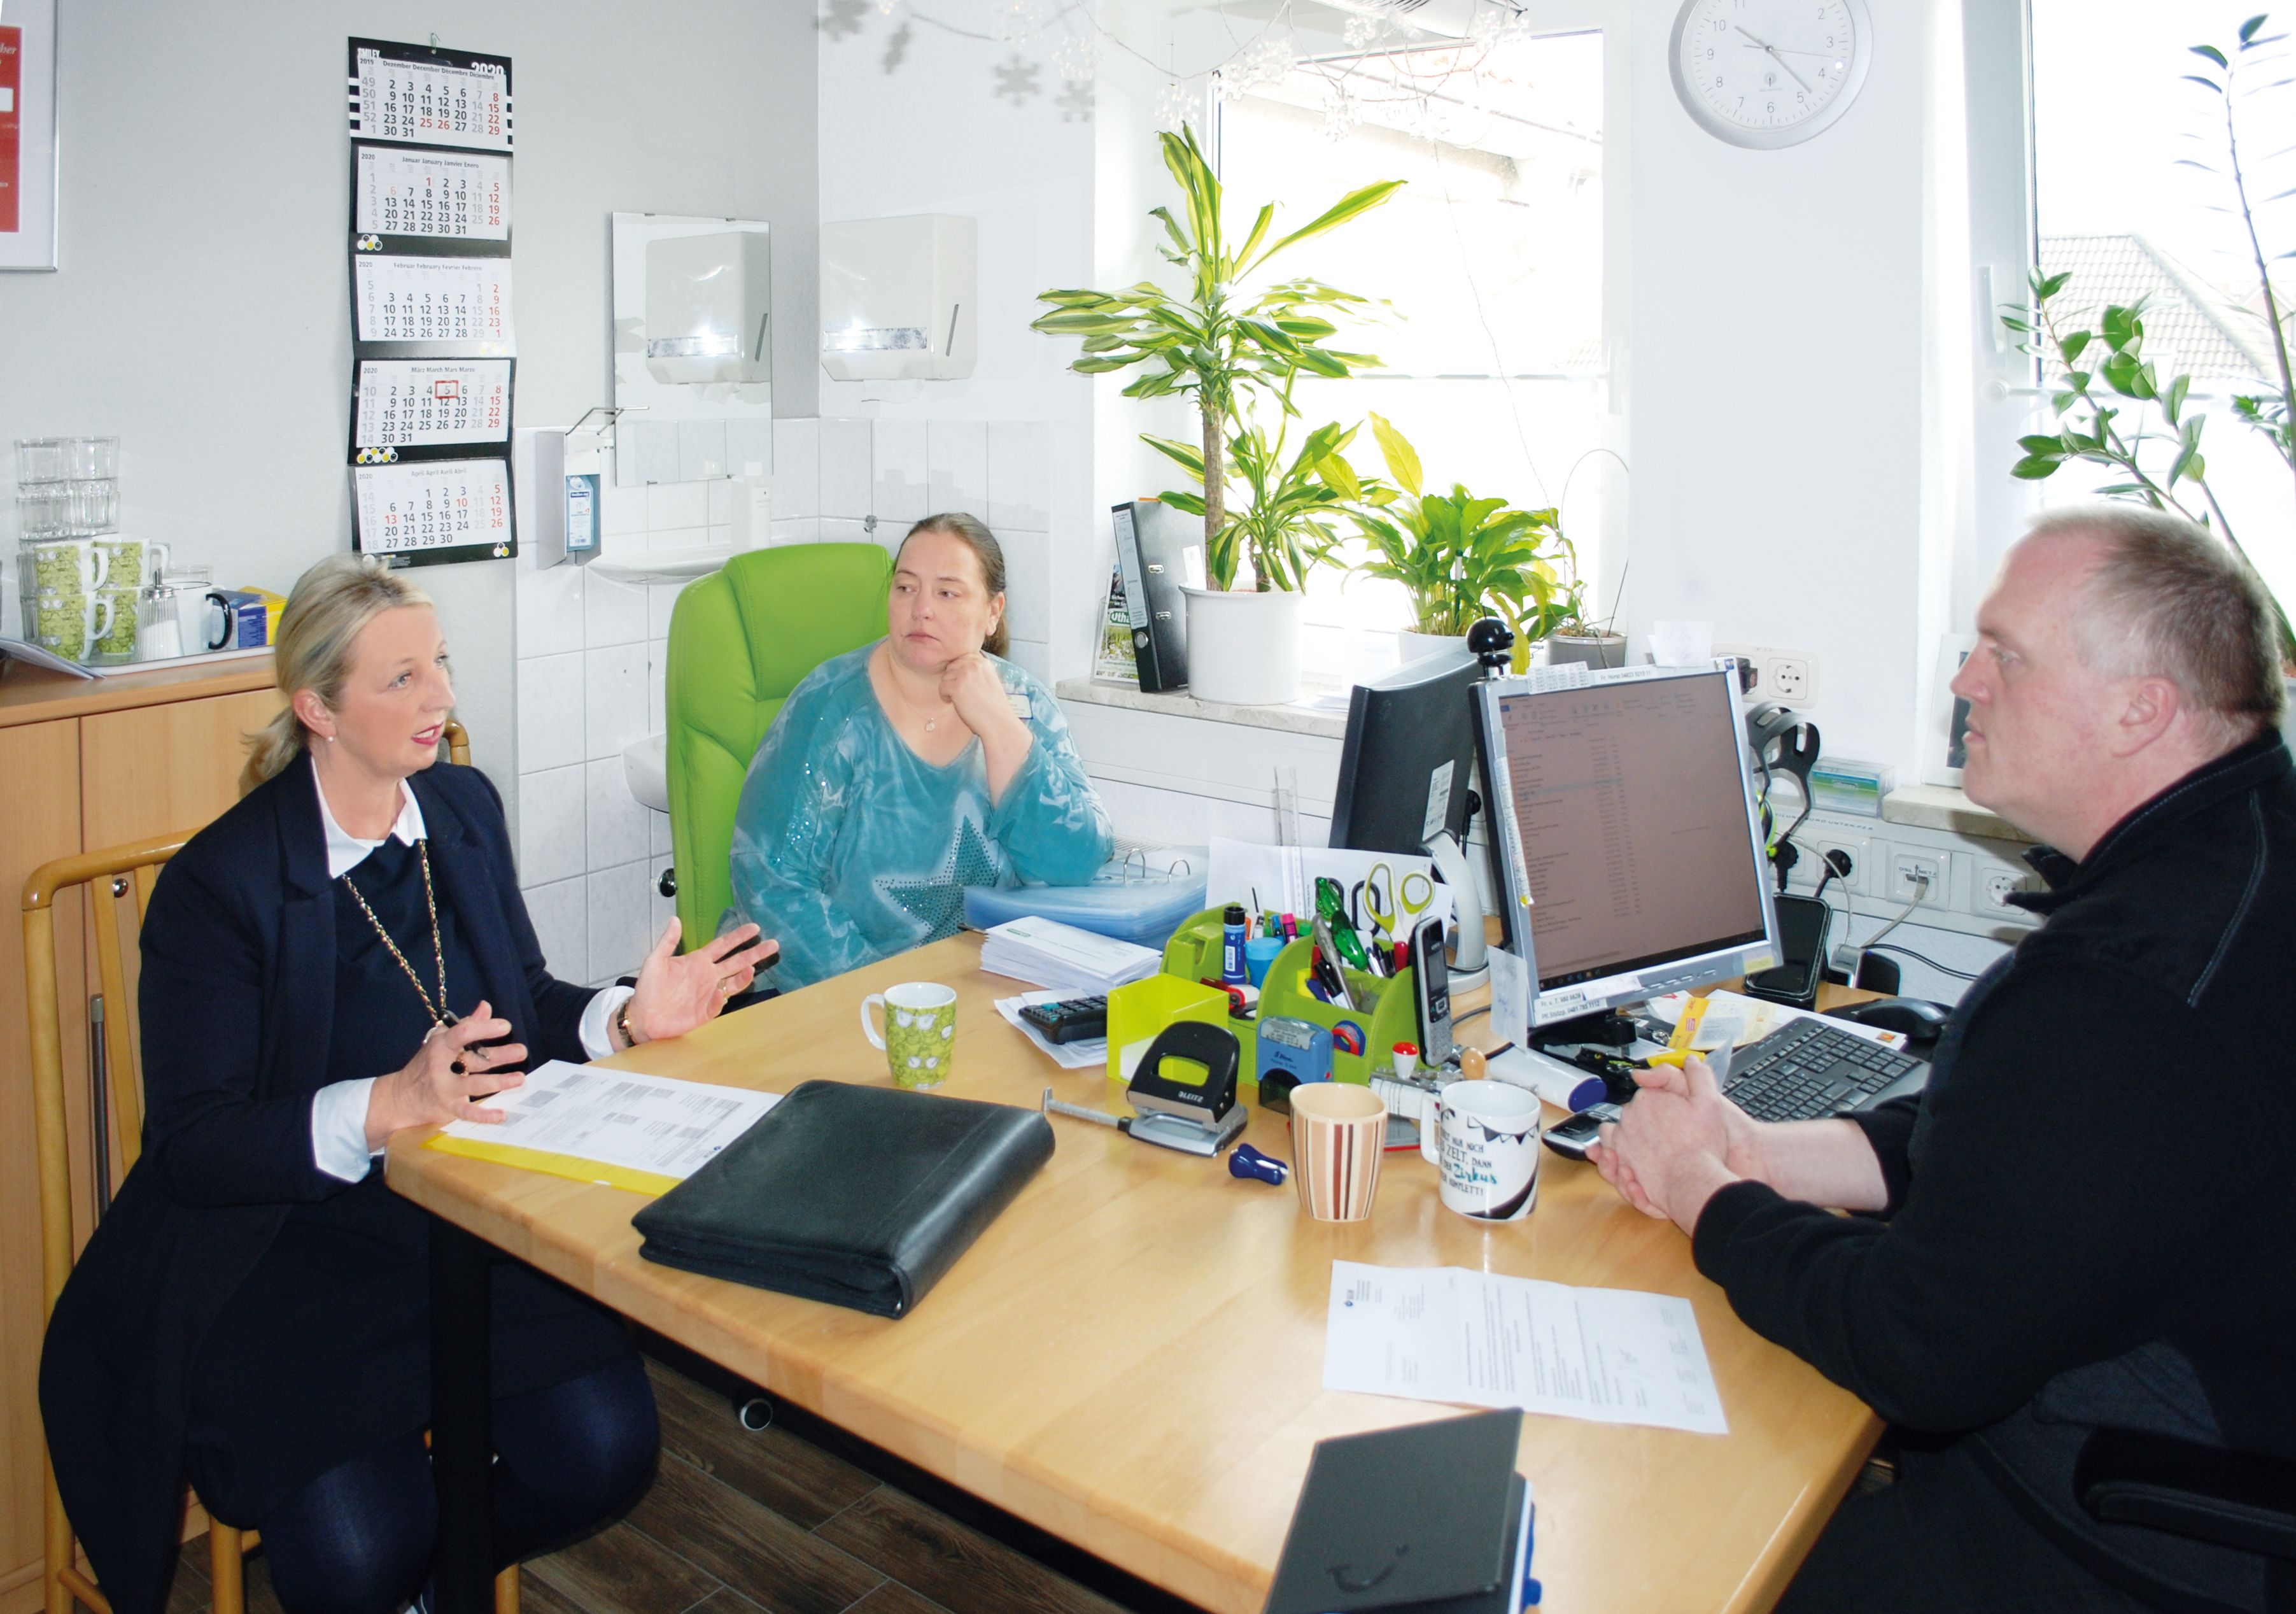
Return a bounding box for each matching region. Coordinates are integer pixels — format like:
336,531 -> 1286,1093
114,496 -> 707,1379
1105,974 -> 1230,1084
1159,907 -> 1418,1091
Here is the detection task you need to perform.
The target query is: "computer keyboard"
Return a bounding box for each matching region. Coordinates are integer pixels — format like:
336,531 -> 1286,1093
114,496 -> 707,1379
1722,1016 -> 1924,1122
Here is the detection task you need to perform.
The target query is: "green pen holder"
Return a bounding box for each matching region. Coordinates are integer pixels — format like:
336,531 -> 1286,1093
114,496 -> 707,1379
1105,973 -> 1232,1085
1161,906 -> 1417,1090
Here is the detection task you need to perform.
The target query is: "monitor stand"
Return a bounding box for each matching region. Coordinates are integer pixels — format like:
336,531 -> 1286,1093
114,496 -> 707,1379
1424,830 -> 1488,991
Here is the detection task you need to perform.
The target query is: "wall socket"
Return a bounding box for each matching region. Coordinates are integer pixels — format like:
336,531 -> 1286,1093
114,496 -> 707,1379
1714,643 -> 1820,707
1889,850 -> 1952,907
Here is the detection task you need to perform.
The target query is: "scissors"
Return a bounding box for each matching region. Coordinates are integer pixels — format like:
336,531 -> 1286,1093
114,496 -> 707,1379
1363,861 -> 1437,942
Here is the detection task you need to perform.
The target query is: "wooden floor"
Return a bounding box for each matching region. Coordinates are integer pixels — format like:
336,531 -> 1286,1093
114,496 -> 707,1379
155,1352 -> 1169,1614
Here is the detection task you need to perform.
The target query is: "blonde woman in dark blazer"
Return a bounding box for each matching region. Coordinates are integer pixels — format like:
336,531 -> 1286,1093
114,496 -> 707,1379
42,555 -> 775,1614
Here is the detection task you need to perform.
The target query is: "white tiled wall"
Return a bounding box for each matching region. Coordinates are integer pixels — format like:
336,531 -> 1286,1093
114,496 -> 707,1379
510,416 -> 1053,984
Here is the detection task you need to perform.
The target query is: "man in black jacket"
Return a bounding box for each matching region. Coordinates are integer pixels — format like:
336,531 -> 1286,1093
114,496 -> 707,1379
1593,507 -> 2296,1613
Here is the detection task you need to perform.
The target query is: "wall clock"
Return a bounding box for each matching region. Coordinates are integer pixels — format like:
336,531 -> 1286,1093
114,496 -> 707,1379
1669,0 -> 1873,149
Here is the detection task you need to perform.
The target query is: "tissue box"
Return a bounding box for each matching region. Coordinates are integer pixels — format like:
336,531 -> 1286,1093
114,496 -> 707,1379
1810,758 -> 1894,818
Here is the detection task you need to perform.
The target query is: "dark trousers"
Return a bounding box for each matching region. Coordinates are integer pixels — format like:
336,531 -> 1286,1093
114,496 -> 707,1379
253,1357 -> 658,1614
1780,1437 -> 2167,1614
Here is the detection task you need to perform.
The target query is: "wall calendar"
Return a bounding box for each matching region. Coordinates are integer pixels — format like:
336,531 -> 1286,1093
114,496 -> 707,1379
353,360 -> 514,450
348,39 -> 511,152
354,459 -> 514,560
355,147 -> 510,242
346,38 -> 517,566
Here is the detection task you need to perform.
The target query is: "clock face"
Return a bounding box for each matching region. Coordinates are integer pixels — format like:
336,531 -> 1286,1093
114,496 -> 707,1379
1670,0 -> 1872,149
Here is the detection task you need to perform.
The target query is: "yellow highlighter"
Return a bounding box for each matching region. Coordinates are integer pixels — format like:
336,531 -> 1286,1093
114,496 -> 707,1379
1645,995 -> 1712,1069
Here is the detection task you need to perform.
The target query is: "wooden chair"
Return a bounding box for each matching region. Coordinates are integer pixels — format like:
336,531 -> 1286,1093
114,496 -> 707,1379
24,719 -> 511,1614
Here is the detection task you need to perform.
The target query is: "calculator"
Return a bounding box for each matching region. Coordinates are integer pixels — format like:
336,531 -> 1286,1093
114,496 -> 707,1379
1019,995 -> 1108,1044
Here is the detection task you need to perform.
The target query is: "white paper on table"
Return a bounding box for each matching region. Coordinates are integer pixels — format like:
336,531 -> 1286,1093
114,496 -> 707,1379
994,990 -> 1108,1070
1644,988 -> 1909,1054
1325,1261 -> 1729,1436
1486,945 -> 1532,1049
1206,838 -> 1454,949
442,1059 -> 779,1181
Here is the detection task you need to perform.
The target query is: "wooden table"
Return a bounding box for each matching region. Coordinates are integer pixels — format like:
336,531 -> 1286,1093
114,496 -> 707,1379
388,937 -> 1882,1614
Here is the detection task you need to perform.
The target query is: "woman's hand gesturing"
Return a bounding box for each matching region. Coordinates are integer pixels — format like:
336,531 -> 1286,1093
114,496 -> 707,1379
363,1000 -> 526,1148
619,919 -> 781,1046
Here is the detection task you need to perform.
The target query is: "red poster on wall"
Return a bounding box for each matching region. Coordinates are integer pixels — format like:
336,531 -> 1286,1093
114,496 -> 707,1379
0,25 -> 22,235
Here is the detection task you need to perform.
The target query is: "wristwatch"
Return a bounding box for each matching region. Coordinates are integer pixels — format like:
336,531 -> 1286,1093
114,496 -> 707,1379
615,997 -> 640,1049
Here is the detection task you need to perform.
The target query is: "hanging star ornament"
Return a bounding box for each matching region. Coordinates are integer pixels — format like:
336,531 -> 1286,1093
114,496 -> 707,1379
878,819 -> 1003,943
993,52 -> 1043,104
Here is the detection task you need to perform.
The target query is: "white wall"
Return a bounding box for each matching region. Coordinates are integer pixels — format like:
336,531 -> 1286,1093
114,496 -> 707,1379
0,0 -> 818,811
813,13 -> 1094,684
1623,0 -> 1968,775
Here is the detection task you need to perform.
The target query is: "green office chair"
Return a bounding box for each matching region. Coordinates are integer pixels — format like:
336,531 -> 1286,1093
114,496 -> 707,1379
664,543 -> 892,949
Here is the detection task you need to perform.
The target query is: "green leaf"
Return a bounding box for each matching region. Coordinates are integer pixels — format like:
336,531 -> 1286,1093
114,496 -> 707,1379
1368,411 -> 1423,497
2011,455 -> 2065,480
1071,355 -> 1141,374
1255,181 -> 1406,267
2165,373 -> 2192,423
2036,270 -> 2074,299
2017,434 -> 2067,455
2182,74 -> 2224,93
2060,330 -> 2091,362
1161,490 -> 1206,516
2242,13 -> 2269,44
2190,44 -> 2230,68
2000,314 -> 2034,334
1141,434 -> 1206,476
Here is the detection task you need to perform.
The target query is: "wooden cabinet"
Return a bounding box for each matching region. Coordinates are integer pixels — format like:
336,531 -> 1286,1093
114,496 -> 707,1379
0,660 -> 280,1614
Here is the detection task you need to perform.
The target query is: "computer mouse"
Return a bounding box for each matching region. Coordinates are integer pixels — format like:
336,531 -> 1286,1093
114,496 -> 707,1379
1827,996 -> 1951,1047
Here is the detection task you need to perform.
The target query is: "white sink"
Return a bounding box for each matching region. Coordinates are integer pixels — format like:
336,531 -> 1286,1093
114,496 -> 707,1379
588,542 -> 735,586
623,732 -> 669,812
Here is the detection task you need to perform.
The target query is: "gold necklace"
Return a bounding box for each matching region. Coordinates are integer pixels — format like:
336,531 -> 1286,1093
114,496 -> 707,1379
340,840 -> 457,1029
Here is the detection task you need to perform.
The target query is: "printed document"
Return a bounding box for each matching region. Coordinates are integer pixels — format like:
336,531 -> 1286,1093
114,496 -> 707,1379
1325,1261 -> 1729,1435
441,1059 -> 778,1182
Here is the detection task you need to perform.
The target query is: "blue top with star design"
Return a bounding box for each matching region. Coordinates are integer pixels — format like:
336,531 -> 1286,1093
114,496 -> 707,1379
727,642 -> 1114,990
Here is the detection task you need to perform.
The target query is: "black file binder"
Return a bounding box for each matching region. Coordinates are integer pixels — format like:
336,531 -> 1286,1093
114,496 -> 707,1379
1110,497 -> 1194,693
632,1081 -> 1055,1318
1264,1409 -> 1526,1613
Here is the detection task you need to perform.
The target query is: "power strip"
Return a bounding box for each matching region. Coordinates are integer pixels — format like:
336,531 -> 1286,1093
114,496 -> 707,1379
1782,809 -> 2042,942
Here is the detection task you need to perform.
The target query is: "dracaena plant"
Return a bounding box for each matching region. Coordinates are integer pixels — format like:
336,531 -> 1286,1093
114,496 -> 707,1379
1148,408 -> 1361,593
1032,124 -> 1400,590
1344,414 -> 1567,637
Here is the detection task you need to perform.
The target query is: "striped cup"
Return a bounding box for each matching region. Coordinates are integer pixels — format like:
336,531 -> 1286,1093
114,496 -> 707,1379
1288,1082 -> 1386,1222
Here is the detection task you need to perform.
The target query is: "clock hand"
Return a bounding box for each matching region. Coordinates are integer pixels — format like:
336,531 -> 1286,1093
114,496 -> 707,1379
1733,27 -> 1815,94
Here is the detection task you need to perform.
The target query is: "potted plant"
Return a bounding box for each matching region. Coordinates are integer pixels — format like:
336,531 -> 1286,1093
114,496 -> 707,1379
1034,125 -> 1400,703
1344,413 -> 1565,661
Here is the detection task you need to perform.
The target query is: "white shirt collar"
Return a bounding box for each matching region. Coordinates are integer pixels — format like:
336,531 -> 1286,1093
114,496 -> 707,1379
315,768 -> 427,880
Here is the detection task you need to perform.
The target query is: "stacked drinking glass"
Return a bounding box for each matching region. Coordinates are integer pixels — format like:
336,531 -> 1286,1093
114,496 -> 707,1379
16,437 -> 146,664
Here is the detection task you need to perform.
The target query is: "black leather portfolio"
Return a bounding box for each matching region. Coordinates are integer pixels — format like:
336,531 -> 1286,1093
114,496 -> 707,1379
1264,1409 -> 1526,1614
631,1080 -> 1055,1319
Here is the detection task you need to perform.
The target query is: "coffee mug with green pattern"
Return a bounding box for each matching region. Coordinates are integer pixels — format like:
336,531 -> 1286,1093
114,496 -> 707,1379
861,982 -> 957,1090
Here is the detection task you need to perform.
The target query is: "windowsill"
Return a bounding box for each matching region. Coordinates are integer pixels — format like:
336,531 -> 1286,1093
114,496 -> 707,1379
1880,784 -> 2027,844
1054,677 -> 1352,740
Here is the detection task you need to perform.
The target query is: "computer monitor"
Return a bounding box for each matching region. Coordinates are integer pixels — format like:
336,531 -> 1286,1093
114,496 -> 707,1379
1330,649 -> 1481,853
1330,648 -> 1493,983
1474,662 -> 1780,1033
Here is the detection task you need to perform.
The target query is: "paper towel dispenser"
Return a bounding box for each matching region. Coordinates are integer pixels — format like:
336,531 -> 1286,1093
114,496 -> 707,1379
819,214 -> 976,381
645,230 -> 773,386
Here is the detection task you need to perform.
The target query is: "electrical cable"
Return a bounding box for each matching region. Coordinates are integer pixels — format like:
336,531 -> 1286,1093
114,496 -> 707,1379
1864,943 -> 1983,982
1854,872 -> 1930,966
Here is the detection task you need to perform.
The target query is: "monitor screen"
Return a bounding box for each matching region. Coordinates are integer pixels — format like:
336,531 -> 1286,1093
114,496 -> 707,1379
1478,665 -> 1776,1022
1328,649 -> 1481,855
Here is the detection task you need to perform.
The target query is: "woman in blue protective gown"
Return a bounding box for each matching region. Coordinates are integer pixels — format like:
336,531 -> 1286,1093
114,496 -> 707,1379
729,512 -> 1113,989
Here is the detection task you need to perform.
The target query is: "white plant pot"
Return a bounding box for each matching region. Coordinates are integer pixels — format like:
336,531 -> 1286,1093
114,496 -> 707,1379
1398,628 -> 1468,664
1183,586 -> 1302,705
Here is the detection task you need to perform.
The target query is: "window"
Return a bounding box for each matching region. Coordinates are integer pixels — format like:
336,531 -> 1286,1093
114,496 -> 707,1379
1213,30 -> 1609,676
2027,0 -> 2294,604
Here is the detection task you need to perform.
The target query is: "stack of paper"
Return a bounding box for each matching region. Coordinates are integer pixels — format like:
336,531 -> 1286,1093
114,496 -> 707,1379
979,915 -> 1161,993
430,1060 -> 780,1195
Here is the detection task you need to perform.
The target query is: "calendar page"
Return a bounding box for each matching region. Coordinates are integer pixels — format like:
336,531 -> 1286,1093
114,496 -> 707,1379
349,39 -> 511,151
355,459 -> 514,560
355,147 -> 510,241
354,360 -> 512,448
354,255 -> 513,350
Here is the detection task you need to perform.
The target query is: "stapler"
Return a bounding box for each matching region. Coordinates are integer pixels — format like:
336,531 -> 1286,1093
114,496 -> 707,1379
1040,1021 -> 1248,1156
